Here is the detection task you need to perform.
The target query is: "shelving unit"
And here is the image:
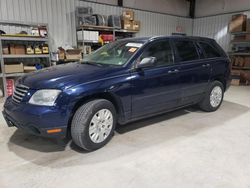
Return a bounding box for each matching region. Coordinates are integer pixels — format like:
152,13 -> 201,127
229,31 -> 250,85
0,21 -> 51,98
76,25 -> 138,55
228,52 -> 250,56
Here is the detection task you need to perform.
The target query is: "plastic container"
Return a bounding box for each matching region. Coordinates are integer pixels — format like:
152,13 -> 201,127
93,14 -> 108,26
78,15 -> 97,26
100,34 -> 113,42
108,15 -> 121,29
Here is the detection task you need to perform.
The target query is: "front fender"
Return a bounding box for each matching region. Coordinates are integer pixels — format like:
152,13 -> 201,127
63,73 -> 133,122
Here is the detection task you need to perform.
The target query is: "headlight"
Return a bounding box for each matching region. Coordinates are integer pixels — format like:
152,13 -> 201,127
29,89 -> 61,106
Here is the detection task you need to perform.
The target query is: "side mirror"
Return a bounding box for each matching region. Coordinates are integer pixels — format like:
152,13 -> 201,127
137,57 -> 157,69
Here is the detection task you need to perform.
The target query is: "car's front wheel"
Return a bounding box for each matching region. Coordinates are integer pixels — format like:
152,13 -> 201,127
199,81 -> 224,112
71,99 -> 116,151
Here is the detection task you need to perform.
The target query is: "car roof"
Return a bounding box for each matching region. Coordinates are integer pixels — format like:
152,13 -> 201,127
120,35 -> 215,43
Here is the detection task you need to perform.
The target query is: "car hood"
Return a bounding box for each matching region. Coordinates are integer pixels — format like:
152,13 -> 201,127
18,63 -> 125,90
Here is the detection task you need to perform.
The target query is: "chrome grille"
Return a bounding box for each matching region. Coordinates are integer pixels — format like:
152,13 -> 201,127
12,84 -> 29,103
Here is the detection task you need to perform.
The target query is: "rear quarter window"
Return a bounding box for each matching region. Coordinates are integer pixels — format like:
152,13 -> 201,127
199,42 -> 221,58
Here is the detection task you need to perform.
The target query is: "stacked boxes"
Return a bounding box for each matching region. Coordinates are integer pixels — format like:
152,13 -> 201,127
244,57 -> 250,67
232,56 -> 250,68
121,10 -> 140,31
229,14 -> 247,33
231,70 -> 241,86
122,10 -> 134,21
231,70 -> 250,86
58,47 -> 82,61
122,19 -> 133,30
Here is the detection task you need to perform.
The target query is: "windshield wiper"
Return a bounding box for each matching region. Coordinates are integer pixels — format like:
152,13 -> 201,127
83,61 -> 103,67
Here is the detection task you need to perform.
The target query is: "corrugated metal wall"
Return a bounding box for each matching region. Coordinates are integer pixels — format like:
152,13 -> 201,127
193,11 -> 250,52
77,1 -> 193,36
0,0 -> 76,50
0,0 -> 192,50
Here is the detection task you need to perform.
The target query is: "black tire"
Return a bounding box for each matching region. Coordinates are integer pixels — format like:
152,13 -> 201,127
199,81 -> 224,112
71,99 -> 116,151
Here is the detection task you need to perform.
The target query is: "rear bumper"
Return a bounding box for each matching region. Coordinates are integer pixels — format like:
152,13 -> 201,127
3,97 -> 69,138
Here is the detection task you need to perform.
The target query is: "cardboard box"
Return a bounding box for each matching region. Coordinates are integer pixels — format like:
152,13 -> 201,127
229,14 -> 247,32
241,71 -> 250,85
15,45 -> 26,54
5,63 -> 24,74
24,66 -> 36,73
231,70 -> 241,76
2,45 -> 9,54
9,44 -> 26,54
122,20 -> 133,30
9,44 -> 15,54
245,34 -> 250,41
65,49 -> 82,60
244,57 -> 250,67
122,10 -> 134,21
246,19 -> 250,32
234,56 -> 245,66
231,79 -> 240,86
239,57 -> 245,66
58,47 -> 65,60
132,20 -> 140,31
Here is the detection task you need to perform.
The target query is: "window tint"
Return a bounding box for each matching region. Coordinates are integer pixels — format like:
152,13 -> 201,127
139,40 -> 173,67
174,40 -> 199,62
199,42 -> 221,58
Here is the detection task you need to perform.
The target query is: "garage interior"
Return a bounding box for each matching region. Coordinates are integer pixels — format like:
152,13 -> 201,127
0,0 -> 250,187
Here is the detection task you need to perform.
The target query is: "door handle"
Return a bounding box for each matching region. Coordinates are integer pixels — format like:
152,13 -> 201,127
168,69 -> 179,74
202,63 -> 210,68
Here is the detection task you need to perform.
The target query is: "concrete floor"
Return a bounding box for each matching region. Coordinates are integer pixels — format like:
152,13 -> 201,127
0,86 -> 250,188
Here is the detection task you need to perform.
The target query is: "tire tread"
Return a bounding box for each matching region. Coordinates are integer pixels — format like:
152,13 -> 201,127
71,99 -> 115,151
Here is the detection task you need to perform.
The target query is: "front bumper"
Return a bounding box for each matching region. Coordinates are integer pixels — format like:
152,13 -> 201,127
3,97 -> 69,138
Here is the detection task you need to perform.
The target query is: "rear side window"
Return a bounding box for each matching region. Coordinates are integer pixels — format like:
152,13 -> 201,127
199,42 -> 221,58
174,40 -> 199,62
140,40 -> 173,67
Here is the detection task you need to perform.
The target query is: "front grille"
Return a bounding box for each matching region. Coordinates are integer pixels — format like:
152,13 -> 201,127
12,84 -> 29,103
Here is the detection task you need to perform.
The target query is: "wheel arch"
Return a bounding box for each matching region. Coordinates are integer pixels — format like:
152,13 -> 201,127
67,92 -> 122,131
212,75 -> 226,91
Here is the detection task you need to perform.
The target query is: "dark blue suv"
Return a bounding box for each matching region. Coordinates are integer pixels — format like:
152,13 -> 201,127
3,36 -> 231,151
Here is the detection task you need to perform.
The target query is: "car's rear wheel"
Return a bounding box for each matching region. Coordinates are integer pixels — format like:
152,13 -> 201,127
199,81 -> 224,112
71,99 -> 116,151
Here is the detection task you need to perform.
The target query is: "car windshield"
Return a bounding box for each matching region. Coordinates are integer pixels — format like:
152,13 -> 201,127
83,40 -> 144,66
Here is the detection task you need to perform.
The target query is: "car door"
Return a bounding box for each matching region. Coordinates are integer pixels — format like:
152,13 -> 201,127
130,39 -> 181,118
172,39 -> 211,105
